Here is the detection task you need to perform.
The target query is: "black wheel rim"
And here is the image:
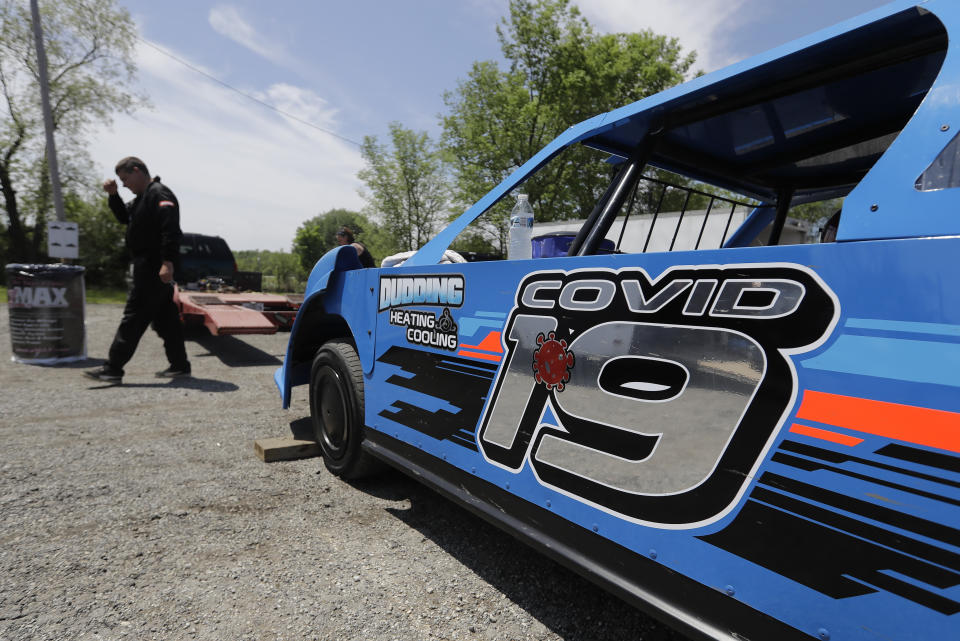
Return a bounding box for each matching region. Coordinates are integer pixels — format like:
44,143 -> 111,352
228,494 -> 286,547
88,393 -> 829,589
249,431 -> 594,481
315,365 -> 348,458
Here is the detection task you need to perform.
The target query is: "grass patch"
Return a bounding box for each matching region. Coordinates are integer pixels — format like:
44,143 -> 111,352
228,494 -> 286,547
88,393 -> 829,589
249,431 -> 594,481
0,286 -> 127,304
85,287 -> 128,304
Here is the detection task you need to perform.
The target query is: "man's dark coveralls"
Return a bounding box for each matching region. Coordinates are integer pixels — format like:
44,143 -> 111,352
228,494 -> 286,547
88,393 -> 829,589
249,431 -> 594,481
106,176 -> 189,374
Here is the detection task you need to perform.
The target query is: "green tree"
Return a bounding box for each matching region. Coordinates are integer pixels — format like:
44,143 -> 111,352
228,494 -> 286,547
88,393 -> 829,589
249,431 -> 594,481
441,0 -> 695,252
234,249 -> 306,293
267,251 -> 304,292
291,208 -> 372,271
234,249 -> 270,274
0,215 -> 8,271
0,0 -> 141,263
359,122 -> 449,255
449,228 -> 500,255
67,190 -> 126,286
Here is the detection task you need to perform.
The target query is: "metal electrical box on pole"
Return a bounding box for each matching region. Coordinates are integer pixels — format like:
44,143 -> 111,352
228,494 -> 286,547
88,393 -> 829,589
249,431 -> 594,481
30,0 -> 66,224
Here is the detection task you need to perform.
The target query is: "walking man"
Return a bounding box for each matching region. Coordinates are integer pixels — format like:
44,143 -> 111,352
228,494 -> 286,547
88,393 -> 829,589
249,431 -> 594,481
84,157 -> 191,384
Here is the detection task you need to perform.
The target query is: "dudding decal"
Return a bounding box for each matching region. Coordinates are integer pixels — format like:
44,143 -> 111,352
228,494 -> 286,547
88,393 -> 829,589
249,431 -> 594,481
379,274 -> 464,311
380,274 -> 465,351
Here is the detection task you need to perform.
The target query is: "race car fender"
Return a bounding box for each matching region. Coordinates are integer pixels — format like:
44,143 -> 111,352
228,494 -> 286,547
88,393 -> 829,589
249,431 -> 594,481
274,245 -> 375,408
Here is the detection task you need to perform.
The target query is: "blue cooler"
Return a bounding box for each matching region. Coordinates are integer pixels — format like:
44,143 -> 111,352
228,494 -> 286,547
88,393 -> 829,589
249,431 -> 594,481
531,232 -> 615,258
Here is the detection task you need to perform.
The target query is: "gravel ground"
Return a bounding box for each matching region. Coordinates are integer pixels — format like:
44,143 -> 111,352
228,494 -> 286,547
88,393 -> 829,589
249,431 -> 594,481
0,302 -> 689,641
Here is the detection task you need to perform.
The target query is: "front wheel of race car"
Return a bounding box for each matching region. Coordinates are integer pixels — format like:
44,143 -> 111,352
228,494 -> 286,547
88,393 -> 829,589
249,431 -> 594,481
309,340 -> 380,479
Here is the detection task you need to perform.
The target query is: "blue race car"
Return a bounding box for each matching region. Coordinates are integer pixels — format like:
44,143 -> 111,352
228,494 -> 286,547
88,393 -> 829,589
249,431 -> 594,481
276,2 -> 960,639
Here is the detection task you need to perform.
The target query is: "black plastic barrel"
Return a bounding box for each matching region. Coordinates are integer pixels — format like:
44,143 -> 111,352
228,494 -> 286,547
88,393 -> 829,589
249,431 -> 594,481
5,264 -> 86,363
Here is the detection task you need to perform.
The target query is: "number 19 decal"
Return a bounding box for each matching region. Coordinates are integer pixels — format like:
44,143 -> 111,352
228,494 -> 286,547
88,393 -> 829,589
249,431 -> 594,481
477,264 -> 839,528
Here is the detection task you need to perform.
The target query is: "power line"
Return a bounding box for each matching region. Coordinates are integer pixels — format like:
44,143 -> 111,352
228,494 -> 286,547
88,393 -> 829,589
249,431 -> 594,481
136,37 -> 363,148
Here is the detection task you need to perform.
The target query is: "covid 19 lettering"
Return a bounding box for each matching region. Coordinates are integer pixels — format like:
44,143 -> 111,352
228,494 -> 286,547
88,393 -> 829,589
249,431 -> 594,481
477,265 -> 838,528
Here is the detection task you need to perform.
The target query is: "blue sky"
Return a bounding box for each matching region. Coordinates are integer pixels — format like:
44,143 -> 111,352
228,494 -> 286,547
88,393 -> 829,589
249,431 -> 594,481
89,0 -> 890,251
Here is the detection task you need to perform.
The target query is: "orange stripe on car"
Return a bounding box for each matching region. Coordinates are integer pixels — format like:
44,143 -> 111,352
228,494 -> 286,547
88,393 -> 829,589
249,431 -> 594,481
456,349 -> 501,362
459,331 -> 504,353
788,422 -> 864,446
797,390 -> 960,454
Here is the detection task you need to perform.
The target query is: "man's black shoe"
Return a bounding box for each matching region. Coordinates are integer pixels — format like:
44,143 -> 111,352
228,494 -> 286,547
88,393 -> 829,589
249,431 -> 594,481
83,365 -> 123,384
155,365 -> 191,378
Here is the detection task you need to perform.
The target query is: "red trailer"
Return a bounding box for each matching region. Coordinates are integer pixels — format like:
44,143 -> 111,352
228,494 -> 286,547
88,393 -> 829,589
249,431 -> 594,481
175,287 -> 302,335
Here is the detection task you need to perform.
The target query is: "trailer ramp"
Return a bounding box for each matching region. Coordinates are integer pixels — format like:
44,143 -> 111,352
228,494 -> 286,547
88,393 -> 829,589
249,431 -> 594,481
176,289 -> 302,336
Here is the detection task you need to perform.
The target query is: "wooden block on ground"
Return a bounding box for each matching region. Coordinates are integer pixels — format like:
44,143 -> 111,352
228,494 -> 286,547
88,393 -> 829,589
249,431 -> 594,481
254,437 -> 320,462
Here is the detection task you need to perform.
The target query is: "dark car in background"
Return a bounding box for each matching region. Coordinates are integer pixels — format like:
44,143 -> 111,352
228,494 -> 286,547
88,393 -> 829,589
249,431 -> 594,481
178,232 -> 237,289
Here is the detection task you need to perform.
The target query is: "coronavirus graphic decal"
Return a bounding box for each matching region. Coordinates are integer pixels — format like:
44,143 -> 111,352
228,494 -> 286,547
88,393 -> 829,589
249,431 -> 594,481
533,331 -> 575,391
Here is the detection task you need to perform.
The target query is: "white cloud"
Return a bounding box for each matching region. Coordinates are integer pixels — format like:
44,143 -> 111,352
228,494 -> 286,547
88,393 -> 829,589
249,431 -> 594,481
208,4 -> 294,68
576,0 -> 752,73
254,83 -> 340,131
88,40 -> 365,251
463,0 -> 510,21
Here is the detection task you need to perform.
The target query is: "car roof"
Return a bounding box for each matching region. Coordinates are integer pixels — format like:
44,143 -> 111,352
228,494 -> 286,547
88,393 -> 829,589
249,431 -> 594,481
581,2 -> 945,205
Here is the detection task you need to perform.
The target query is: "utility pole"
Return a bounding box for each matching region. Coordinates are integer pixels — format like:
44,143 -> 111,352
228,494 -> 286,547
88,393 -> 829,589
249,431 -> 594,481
30,0 -> 66,223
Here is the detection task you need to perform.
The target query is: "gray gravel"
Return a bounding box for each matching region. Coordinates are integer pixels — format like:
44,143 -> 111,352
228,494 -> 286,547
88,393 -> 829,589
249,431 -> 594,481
0,302 -> 688,641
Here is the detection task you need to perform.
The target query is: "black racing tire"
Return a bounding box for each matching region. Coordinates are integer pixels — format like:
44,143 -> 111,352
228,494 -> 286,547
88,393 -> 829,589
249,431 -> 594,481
309,340 -> 381,479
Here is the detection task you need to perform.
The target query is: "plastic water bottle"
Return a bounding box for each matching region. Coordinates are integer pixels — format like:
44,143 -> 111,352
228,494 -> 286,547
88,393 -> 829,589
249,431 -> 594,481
508,194 -> 534,260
